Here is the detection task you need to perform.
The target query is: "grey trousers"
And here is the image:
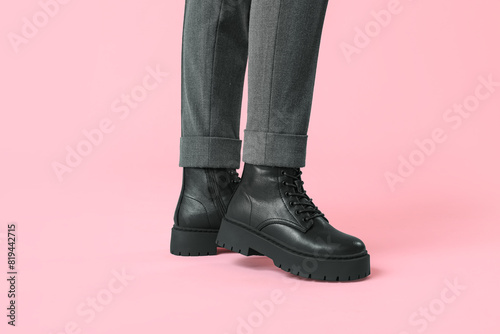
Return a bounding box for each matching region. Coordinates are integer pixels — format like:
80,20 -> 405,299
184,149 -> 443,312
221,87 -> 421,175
179,0 -> 329,169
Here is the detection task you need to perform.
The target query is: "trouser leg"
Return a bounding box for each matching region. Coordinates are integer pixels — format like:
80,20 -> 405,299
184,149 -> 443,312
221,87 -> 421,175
180,0 -> 251,168
243,0 -> 329,167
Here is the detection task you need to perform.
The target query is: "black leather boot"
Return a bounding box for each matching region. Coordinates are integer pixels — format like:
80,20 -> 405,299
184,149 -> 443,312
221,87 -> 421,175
216,163 -> 370,281
171,167 -> 241,256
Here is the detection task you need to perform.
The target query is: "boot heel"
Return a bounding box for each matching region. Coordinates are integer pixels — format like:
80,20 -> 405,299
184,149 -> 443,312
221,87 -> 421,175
170,226 -> 218,256
216,218 -> 262,256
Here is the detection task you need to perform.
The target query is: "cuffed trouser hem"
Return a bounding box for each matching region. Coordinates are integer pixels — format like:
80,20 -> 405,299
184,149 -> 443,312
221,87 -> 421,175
179,136 -> 242,168
242,130 -> 308,168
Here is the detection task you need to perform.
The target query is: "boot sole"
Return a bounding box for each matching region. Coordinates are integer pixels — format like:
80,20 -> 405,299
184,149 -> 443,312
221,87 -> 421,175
170,226 -> 218,256
216,218 -> 370,281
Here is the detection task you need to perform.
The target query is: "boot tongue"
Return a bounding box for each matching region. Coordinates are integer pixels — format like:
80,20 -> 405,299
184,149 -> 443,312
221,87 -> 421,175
294,179 -> 304,193
288,168 -> 304,193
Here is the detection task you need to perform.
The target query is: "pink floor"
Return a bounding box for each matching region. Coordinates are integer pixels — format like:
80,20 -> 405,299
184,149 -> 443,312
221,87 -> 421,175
4,179 -> 499,334
2,1 -> 500,333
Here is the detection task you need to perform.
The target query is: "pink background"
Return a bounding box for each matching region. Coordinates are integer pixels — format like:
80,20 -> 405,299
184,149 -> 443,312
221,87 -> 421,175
1,0 -> 499,333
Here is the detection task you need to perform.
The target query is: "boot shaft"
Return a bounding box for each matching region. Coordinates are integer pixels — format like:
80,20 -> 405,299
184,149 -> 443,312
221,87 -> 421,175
174,167 -> 240,229
226,163 -> 317,231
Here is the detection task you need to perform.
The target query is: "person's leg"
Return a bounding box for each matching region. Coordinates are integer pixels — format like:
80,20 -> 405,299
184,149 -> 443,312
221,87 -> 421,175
180,0 -> 250,169
171,0 -> 251,256
217,0 -> 371,281
243,0 -> 329,167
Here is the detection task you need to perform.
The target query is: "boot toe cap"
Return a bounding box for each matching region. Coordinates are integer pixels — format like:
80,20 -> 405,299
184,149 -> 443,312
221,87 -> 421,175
259,222 -> 367,258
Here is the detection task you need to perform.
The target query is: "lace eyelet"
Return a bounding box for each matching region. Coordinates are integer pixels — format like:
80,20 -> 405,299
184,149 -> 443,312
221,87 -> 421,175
303,218 -> 308,222
284,192 -> 289,196
282,181 -> 287,185
289,201 -> 294,206
296,210 -> 301,214
281,170 -> 286,175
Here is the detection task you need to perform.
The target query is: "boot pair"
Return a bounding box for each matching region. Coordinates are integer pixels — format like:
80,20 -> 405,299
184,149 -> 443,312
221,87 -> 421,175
171,164 -> 370,281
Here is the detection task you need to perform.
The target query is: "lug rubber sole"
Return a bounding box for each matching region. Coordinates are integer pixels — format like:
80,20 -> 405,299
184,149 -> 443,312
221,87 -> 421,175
170,225 -> 218,256
216,218 -> 370,281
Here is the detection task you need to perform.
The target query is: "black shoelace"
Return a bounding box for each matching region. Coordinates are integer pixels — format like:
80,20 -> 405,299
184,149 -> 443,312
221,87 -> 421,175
282,168 -> 325,222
